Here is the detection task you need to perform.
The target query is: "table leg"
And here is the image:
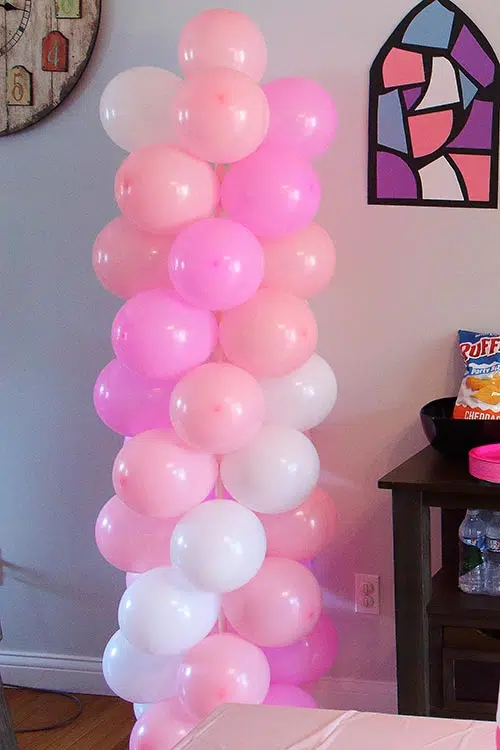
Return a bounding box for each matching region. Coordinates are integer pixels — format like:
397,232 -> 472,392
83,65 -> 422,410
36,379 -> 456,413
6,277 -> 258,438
0,676 -> 18,750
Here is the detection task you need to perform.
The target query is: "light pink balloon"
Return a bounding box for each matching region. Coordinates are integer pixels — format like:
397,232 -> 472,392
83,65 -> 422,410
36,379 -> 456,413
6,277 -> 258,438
94,359 -> 175,437
262,223 -> 336,299
173,68 -> 269,164
130,699 -> 196,750
264,684 -> 318,708
112,290 -> 217,380
112,429 -> 217,518
92,217 -> 173,299
95,496 -> 177,573
258,487 -> 337,561
114,144 -> 219,234
262,614 -> 339,685
219,289 -> 318,378
168,218 -> 264,311
178,633 -> 270,719
178,9 -> 267,82
170,363 -> 265,454
222,558 -> 322,647
263,77 -> 337,158
221,146 -> 321,238
126,572 -> 140,587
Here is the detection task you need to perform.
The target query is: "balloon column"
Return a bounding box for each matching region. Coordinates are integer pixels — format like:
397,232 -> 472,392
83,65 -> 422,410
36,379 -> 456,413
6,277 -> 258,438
93,8 -> 338,749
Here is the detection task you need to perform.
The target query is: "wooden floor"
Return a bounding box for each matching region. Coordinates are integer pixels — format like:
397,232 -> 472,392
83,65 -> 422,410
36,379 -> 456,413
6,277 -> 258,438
6,689 -> 134,750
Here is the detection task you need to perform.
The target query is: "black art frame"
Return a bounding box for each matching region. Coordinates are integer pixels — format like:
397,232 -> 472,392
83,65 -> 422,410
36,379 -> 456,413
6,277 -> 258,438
368,0 -> 500,208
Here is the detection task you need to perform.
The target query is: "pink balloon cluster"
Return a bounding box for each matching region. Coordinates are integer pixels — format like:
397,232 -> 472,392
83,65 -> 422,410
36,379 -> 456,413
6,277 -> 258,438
94,8 -> 339,748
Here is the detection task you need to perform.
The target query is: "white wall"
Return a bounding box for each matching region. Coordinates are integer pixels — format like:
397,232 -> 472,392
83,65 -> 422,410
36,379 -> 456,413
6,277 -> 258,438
1,0 -> 500,704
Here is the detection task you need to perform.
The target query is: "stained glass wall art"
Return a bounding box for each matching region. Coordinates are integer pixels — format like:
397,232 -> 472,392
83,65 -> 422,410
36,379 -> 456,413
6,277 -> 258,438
368,0 -> 500,208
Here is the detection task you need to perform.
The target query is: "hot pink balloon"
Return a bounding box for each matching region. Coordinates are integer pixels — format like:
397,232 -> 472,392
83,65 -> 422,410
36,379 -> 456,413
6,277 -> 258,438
112,290 -> 217,380
114,144 -> 219,234
173,68 -> 269,164
130,699 -> 196,750
95,496 -> 177,573
262,613 -> 338,685
170,363 -> 265,454
178,9 -> 267,82
222,558 -> 322,647
262,223 -> 336,299
92,217 -> 173,299
112,428 -> 217,518
93,359 -> 175,437
258,487 -> 337,561
219,289 -> 318,378
168,218 -> 264,311
264,684 -> 318,708
221,146 -> 321,238
263,77 -> 337,158
178,633 -> 270,719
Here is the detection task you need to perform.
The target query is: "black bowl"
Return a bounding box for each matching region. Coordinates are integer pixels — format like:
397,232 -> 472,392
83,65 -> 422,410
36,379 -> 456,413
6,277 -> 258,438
420,397 -> 500,457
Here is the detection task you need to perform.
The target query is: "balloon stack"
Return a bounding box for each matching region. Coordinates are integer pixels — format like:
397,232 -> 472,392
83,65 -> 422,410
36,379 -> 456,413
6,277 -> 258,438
93,8 -> 338,749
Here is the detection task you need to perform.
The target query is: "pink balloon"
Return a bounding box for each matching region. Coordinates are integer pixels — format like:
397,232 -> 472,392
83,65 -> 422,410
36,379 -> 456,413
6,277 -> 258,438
178,9 -> 267,82
221,147 -> 321,238
262,613 -> 338,685
264,684 -> 318,708
112,429 -> 217,518
115,144 -> 219,234
178,633 -> 270,719
95,496 -> 177,573
173,68 -> 269,164
112,290 -> 217,380
170,363 -> 265,454
94,359 -> 175,437
168,218 -> 264,311
219,289 -> 318,378
262,223 -> 336,299
263,78 -> 337,158
222,558 -> 322,647
92,217 -> 173,299
130,699 -> 196,750
258,487 -> 337,561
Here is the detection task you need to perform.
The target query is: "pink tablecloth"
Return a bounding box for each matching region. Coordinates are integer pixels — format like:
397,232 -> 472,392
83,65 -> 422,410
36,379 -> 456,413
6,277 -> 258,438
175,704 -> 495,750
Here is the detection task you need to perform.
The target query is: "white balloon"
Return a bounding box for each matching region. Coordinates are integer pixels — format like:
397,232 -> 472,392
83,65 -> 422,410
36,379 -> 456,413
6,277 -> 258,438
221,425 -> 320,514
134,703 -> 151,720
100,67 -> 181,152
260,354 -> 338,431
102,630 -> 180,704
171,500 -> 267,593
118,566 -> 220,656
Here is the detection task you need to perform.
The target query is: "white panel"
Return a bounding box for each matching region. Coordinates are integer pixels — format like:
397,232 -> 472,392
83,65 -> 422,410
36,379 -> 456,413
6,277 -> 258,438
419,156 -> 464,200
416,56 -> 460,110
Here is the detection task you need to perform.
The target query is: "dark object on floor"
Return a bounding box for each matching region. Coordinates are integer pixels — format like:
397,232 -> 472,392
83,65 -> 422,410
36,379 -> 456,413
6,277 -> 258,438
420,397 -> 500,456
0,676 -> 18,750
4,686 -> 82,733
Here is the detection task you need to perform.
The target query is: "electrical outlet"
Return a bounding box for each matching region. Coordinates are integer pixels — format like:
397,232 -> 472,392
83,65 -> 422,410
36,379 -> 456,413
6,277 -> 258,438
355,574 -> 380,615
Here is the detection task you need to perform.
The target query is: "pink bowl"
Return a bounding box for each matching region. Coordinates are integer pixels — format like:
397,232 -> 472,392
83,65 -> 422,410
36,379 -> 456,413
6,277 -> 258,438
469,444 -> 500,483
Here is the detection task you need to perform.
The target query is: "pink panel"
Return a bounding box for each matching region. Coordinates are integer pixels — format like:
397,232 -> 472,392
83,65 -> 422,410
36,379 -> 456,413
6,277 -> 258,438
382,48 -> 425,88
449,153 -> 491,201
408,109 -> 454,157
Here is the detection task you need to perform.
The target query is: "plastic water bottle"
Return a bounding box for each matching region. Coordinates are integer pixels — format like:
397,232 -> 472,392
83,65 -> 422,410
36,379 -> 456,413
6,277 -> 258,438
485,511 -> 500,596
458,509 -> 486,594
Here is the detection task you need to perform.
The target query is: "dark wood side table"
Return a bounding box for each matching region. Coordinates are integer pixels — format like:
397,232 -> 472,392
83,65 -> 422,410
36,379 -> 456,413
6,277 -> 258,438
380,446 -> 500,721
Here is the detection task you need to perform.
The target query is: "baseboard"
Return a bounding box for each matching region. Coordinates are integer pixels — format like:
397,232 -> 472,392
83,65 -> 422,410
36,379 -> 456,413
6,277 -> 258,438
312,676 -> 397,714
0,651 -> 111,695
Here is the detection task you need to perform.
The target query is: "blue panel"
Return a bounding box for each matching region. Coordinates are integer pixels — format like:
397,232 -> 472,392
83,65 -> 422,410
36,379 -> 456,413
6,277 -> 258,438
378,91 -> 408,153
402,1 -> 455,49
459,70 -> 478,109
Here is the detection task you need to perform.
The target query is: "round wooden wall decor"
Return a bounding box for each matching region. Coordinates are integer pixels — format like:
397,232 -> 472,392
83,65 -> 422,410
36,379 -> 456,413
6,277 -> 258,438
0,0 -> 101,136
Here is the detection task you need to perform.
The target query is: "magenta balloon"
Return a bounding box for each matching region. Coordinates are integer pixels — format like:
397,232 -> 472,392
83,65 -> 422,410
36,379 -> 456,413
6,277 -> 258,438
112,290 -> 217,380
130,699 -> 196,750
221,147 -> 321,238
263,77 -> 337,158
94,359 -> 175,437
264,684 -> 318,708
262,613 -> 338,685
169,218 -> 264,311
95,496 -> 177,573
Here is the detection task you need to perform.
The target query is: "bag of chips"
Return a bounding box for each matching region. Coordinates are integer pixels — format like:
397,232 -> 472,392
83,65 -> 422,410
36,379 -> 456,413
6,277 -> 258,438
454,330 -> 500,419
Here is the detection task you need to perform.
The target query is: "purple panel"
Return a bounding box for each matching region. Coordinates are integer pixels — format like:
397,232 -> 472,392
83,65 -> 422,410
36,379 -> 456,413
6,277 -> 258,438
448,99 -> 493,149
452,25 -> 495,87
403,86 -> 422,110
376,151 -> 418,199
